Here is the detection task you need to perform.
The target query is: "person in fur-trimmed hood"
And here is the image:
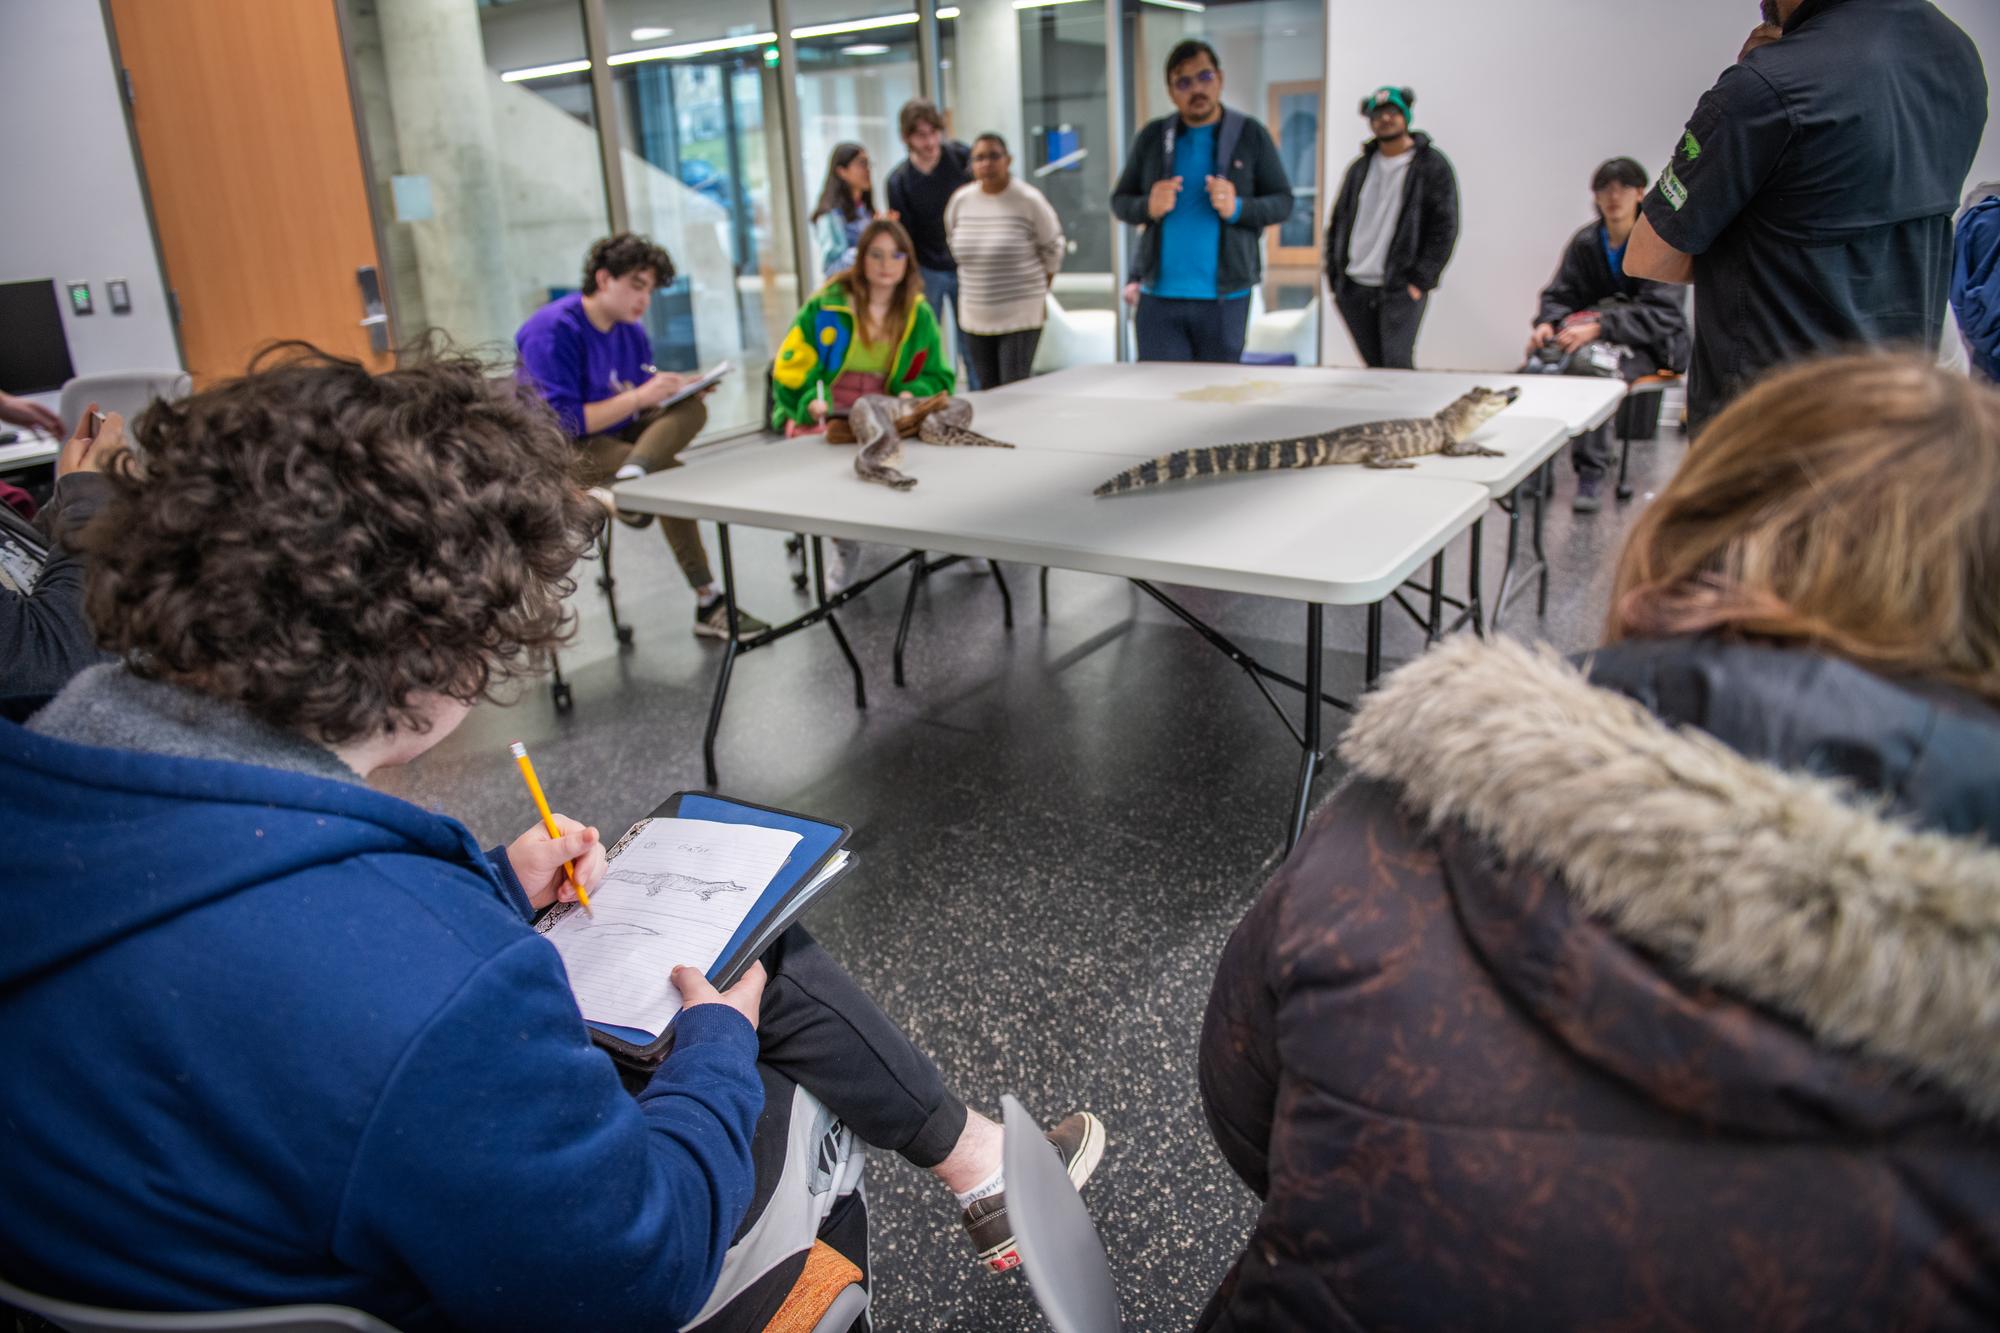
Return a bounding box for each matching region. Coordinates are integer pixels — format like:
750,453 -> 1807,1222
1197,352 -> 2000,1332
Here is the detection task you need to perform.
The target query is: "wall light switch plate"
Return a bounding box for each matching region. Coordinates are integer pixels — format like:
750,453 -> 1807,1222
107,279 -> 132,314
66,281 -> 94,316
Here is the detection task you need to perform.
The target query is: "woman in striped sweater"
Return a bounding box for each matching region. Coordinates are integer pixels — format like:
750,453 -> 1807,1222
944,134 -> 1066,389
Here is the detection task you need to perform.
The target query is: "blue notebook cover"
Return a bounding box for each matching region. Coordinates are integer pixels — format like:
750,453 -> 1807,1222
587,793 -> 848,1047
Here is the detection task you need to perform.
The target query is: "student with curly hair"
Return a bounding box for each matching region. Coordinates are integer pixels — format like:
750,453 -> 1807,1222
0,346 -> 1102,1331
516,232 -> 770,639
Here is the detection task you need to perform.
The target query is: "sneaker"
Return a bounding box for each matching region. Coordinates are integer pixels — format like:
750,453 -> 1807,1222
694,597 -> 772,640
1572,475 -> 1603,514
962,1111 -> 1106,1274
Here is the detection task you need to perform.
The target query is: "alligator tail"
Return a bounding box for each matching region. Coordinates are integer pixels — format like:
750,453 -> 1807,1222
1093,436 -> 1328,497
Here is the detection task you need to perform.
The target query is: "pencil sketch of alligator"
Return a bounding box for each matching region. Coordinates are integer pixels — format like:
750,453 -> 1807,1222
605,869 -> 756,902
1092,386 -> 1520,496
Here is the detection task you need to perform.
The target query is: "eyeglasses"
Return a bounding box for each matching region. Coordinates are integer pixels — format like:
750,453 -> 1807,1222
971,151 -> 1004,162
1172,68 -> 1217,93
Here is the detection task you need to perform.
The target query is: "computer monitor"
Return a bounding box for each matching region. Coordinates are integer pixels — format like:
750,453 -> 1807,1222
0,279 -> 77,395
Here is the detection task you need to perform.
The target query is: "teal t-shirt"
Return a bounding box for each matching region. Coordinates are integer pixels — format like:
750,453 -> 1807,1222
1148,123 -> 1247,301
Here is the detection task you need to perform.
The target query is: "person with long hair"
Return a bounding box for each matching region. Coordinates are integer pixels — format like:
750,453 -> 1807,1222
811,142 -> 875,280
1196,353 -> 2000,1330
1523,156 -> 1690,513
0,345 -> 1104,1331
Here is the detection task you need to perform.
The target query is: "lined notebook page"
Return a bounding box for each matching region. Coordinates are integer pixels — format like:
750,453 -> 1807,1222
543,818 -> 801,1035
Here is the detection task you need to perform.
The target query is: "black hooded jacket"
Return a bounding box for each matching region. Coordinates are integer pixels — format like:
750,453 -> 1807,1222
1536,222 -> 1691,373
1325,132 -> 1459,293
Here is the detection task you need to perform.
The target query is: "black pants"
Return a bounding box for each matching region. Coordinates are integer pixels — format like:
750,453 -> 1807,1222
646,924 -> 965,1330
1135,293 -> 1252,363
1557,345 -> 1661,479
1334,280 -> 1428,369
964,328 -> 1042,389
623,925 -> 967,1166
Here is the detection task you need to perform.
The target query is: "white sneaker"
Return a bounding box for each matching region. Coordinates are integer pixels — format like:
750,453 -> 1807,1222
821,540 -> 850,595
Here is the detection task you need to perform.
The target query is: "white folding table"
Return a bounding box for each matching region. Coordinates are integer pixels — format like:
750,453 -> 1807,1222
982,364 -> 1624,630
616,435 -> 1491,848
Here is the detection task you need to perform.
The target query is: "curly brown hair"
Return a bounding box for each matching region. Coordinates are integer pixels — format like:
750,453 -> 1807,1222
79,342 -> 603,743
581,233 -> 675,294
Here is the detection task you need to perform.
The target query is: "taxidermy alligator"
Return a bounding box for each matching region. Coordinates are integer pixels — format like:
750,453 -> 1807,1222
1092,386 -> 1520,496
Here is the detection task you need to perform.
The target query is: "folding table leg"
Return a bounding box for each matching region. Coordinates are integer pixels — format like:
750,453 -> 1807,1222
1039,567 -> 1050,619
1467,516 -> 1485,639
1425,550 -> 1445,645
813,536 -> 867,709
990,561 -> 1013,629
1365,602 -> 1384,688
894,552 -> 926,688
1286,603 -> 1324,855
1533,460 -> 1552,615
701,524 -> 741,787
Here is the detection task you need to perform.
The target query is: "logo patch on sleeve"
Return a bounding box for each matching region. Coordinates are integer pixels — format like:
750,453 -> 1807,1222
1658,164 -> 1689,211
1681,129 -> 1702,161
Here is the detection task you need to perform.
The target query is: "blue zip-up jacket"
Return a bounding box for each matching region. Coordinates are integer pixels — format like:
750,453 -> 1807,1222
1953,194 -> 2000,382
0,713 -> 762,1330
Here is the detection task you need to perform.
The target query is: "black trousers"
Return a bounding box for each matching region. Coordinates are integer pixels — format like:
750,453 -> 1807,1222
1558,345 -> 1662,479
1135,293 -> 1252,363
964,328 -> 1042,389
623,924 -> 967,1168
1334,280 -> 1428,369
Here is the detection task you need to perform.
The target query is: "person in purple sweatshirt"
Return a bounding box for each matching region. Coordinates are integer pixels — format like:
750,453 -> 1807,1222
516,233 -> 769,639
0,345 -> 1104,1331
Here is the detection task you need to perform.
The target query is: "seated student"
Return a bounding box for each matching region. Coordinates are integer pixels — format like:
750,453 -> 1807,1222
0,405 -> 122,717
0,346 -> 1104,1331
772,217 -> 958,584
1523,157 -> 1690,513
1196,353 -> 2000,1332
516,232 -> 769,639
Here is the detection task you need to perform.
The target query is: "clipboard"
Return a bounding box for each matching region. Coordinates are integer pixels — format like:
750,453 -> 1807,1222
655,361 -> 732,412
554,791 -> 855,1069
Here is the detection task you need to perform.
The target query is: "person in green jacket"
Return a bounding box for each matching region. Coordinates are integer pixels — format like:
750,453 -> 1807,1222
773,217 -> 956,433
772,218 -> 982,585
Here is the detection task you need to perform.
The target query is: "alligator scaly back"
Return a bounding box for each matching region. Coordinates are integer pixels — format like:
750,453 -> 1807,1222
1091,386 -> 1520,497
1092,434 -> 1370,497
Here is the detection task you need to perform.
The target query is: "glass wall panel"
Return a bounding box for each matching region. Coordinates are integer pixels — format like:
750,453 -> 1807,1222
605,0 -> 802,433
345,0 -> 613,354
940,0 -> 1115,373
789,0 -> 927,288
1118,0 -> 1325,358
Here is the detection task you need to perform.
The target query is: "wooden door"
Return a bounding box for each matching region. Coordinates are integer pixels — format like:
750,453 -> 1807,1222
108,0 -> 388,382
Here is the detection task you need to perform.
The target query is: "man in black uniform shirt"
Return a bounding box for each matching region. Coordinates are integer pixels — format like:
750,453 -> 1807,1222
1625,0 -> 1986,433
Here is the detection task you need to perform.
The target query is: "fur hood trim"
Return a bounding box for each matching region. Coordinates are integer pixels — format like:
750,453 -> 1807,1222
1338,635 -> 2000,1123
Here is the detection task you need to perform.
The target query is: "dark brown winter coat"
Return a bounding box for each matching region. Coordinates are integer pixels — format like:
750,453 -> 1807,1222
1198,634 -> 2000,1331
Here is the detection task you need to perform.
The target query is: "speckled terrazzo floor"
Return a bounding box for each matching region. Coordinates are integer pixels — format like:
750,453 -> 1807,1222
370,422 -> 1689,1333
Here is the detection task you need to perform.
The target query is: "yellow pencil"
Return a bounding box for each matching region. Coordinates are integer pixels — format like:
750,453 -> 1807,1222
510,741 -> 591,917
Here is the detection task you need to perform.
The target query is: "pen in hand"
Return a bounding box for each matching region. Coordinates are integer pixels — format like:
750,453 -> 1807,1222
510,741 -> 591,916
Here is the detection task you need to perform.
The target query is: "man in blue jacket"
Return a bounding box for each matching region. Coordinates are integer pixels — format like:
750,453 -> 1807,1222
1111,40 -> 1293,363
0,346 -> 1102,1330
1954,183 -> 2000,383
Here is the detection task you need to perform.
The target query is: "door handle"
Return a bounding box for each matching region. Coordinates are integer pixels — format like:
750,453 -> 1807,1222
356,266 -> 389,354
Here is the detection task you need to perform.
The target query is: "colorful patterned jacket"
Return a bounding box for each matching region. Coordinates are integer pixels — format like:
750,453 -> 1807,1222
769,284 -> 954,430
1198,634 -> 2000,1332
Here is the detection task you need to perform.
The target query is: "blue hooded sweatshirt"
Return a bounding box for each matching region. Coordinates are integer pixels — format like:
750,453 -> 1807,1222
0,685 -> 762,1330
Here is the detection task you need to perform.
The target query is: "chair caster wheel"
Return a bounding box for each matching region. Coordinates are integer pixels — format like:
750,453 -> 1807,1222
1615,485 -> 1634,502
552,682 -> 574,712
792,574 -> 809,592
615,625 -> 635,647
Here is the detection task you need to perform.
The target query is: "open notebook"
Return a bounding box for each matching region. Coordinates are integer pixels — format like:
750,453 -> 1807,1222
535,792 -> 853,1064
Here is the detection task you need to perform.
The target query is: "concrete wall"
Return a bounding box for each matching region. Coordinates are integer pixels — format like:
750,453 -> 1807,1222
0,0 -> 181,406
1319,0 -> 1993,372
